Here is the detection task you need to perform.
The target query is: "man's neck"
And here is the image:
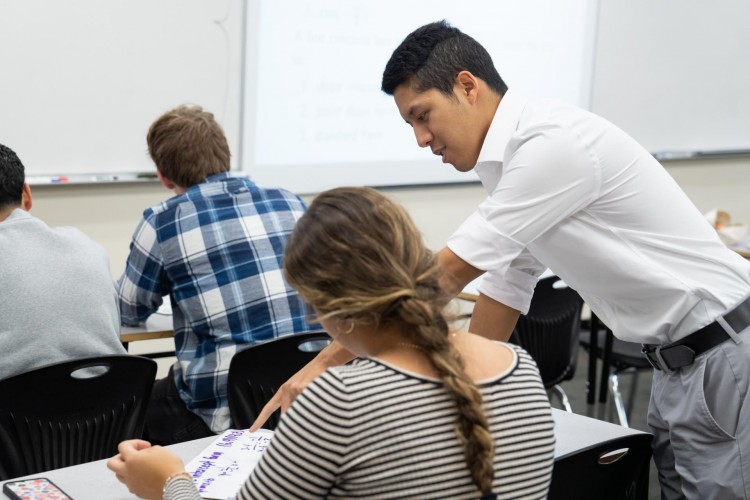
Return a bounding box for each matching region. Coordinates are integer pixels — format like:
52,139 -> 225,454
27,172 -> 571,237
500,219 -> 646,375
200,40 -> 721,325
0,205 -> 20,223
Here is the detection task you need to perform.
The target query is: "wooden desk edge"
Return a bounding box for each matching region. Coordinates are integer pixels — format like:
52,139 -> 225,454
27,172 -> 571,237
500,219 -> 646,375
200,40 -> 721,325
457,292 -> 479,302
120,330 -> 174,343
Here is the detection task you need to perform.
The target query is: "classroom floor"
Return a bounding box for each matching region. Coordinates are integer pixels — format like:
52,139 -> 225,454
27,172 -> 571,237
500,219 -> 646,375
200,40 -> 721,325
556,346 -> 661,500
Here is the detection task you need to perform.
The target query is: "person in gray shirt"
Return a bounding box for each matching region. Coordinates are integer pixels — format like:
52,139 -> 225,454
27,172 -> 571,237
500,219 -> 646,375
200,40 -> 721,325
0,143 -> 126,381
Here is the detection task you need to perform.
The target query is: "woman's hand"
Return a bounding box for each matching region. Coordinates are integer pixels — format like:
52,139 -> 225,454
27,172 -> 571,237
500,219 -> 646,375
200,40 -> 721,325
249,340 -> 355,431
107,439 -> 186,499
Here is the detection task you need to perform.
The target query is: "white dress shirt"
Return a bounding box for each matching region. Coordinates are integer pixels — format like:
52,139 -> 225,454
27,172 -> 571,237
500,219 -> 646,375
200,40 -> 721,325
448,90 -> 750,344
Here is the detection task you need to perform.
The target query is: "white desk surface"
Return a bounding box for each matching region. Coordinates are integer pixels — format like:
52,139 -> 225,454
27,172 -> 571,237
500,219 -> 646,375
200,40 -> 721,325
120,313 -> 173,334
0,409 -> 648,499
120,313 -> 174,342
0,436 -> 214,500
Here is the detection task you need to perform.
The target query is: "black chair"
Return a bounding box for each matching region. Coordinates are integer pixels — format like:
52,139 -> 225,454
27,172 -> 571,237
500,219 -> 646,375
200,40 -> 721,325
0,355 -> 157,480
509,276 -> 584,411
607,335 -> 653,428
227,332 -> 331,430
549,433 -> 653,500
580,328 -> 653,427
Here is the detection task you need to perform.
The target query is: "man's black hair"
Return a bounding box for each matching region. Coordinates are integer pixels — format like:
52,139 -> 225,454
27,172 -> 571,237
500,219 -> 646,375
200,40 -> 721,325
381,20 -> 507,97
0,144 -> 25,210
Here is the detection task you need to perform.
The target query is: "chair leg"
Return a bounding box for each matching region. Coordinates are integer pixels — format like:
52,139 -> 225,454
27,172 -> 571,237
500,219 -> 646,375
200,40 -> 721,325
625,369 -> 640,424
550,384 -> 573,413
609,373 -> 630,427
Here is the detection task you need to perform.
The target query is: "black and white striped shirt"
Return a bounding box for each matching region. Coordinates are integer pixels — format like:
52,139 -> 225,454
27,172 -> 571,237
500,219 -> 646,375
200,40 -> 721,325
167,344 -> 555,499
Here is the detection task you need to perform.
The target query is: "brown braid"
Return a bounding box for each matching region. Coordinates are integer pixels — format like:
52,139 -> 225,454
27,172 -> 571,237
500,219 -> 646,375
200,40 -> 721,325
398,294 -> 496,495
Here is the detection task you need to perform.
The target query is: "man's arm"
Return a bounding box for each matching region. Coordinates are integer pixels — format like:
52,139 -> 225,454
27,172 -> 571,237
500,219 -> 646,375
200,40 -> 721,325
117,218 -> 168,325
469,293 -> 521,341
437,247 -> 484,296
438,247 -> 521,341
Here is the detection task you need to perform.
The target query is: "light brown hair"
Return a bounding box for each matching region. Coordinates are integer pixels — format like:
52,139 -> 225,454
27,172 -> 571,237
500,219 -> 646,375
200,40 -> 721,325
283,186 -> 495,496
146,105 -> 230,187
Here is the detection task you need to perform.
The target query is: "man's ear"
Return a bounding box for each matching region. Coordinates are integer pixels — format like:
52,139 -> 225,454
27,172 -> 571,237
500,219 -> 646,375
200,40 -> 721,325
21,183 -> 32,211
156,170 -> 187,195
156,170 -> 177,190
455,70 -> 479,104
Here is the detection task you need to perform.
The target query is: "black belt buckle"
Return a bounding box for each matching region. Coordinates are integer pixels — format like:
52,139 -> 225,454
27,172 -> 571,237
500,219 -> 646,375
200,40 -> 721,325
642,345 -> 663,371
642,344 -> 696,371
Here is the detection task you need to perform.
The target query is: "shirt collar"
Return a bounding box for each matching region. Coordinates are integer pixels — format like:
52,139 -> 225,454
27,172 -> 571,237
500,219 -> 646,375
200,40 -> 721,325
203,171 -> 233,184
475,88 -> 528,165
182,171 -> 234,194
1,208 -> 30,223
473,89 -> 527,191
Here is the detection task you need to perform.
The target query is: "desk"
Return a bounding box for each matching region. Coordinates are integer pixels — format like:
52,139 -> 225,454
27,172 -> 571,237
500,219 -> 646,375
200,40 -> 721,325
120,313 -> 173,343
120,313 -> 174,359
0,410 -> 648,499
0,436 -> 214,500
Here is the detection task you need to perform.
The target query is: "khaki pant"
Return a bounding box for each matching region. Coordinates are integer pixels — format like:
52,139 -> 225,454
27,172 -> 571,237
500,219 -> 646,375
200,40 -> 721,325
649,326 -> 750,499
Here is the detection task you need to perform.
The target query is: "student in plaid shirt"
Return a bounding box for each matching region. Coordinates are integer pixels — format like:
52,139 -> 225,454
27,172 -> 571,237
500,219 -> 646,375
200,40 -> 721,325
117,105 -> 318,445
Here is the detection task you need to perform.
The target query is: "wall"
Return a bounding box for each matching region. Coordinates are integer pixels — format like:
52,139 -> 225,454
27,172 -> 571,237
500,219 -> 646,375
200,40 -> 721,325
28,156 -> 750,280
591,0 -> 750,154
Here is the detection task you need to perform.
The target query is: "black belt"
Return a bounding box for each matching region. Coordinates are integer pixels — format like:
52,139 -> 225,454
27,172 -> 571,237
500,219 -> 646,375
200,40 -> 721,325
642,294 -> 750,371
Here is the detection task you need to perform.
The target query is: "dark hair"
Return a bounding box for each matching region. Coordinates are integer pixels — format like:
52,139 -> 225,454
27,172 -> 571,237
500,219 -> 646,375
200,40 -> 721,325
0,144 -> 26,210
147,105 -> 231,187
283,186 -> 496,496
381,20 -> 507,97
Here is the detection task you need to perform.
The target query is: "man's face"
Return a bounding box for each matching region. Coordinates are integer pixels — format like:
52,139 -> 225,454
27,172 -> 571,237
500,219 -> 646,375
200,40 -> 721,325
393,82 -> 483,172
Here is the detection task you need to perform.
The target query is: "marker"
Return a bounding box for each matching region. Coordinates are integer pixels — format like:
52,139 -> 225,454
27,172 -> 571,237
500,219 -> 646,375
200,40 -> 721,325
51,177 -> 69,183
652,151 -> 694,161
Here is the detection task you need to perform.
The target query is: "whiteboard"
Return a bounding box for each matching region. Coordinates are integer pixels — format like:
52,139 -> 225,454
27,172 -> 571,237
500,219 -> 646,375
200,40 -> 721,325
591,0 -> 750,157
242,0 -> 599,193
0,0 -> 243,178
5,0 -> 746,189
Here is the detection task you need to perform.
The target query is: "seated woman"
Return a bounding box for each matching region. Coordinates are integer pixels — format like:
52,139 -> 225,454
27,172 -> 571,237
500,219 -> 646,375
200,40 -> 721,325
107,186 -> 555,500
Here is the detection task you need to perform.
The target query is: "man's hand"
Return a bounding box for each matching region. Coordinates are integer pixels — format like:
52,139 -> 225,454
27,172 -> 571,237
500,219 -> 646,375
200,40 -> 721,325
249,340 -> 355,431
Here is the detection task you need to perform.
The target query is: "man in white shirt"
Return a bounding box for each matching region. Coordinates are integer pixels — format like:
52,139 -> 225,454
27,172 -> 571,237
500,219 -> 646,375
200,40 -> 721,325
379,20 -> 750,500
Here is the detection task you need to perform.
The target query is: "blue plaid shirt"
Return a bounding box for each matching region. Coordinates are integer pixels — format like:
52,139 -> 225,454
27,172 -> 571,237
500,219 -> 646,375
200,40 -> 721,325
117,172 -> 318,432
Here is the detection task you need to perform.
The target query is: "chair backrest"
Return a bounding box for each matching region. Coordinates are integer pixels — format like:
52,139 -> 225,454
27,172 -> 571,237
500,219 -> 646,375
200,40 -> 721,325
510,276 -> 584,387
549,433 -> 653,500
0,355 -> 157,480
227,332 -> 331,430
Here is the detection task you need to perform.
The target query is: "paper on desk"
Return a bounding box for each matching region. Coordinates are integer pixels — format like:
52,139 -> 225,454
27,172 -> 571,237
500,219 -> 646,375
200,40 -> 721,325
184,428 -> 274,500
156,301 -> 173,315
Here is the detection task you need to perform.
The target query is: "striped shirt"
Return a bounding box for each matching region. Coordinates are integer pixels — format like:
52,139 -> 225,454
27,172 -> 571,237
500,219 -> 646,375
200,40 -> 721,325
117,172 -> 319,432
166,344 -> 555,499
